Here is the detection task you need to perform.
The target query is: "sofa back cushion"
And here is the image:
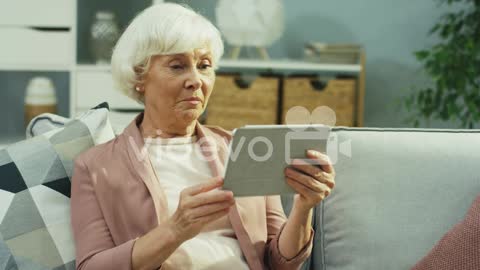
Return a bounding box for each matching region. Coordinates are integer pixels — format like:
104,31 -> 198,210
0,104 -> 115,269
313,128 -> 480,270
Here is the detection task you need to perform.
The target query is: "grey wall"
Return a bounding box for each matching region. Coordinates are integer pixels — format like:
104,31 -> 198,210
174,0 -> 465,128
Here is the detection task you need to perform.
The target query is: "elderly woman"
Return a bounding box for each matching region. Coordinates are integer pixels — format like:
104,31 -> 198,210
71,3 -> 335,270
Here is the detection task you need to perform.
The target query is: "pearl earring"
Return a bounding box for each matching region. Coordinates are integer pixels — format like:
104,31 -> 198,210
135,86 -> 141,92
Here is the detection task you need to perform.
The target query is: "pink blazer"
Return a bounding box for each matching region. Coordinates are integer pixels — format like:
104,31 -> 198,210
70,113 -> 313,270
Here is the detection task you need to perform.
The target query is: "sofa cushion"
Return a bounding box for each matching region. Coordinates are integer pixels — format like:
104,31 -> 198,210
313,128 -> 480,270
0,103 -> 115,269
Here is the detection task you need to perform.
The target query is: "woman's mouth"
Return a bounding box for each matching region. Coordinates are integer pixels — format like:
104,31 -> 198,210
186,100 -> 201,105
182,97 -> 202,105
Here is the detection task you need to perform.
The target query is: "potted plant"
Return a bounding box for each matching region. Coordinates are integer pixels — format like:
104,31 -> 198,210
404,0 -> 480,128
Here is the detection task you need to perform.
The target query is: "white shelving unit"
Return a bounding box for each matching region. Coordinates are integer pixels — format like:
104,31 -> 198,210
0,65 -> 73,72
76,64 -> 111,72
0,0 -> 76,68
0,0 -> 76,147
0,0 -> 365,145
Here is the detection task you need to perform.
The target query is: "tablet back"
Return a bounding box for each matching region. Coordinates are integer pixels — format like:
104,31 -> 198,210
223,125 -> 330,196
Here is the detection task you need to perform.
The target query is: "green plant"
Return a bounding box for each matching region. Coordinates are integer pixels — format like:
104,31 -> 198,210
404,0 -> 480,128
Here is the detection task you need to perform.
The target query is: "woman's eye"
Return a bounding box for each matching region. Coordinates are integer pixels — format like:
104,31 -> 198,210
199,64 -> 212,69
171,65 -> 184,70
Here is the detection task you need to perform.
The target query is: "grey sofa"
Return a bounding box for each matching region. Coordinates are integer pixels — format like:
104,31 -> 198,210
282,127 -> 480,270
2,114 -> 479,269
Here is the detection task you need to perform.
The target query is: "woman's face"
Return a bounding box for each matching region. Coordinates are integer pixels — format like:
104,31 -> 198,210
141,48 -> 215,125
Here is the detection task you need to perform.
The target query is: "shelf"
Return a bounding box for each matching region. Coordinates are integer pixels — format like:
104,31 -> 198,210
0,64 -> 72,72
75,59 -> 362,75
218,59 -> 362,75
76,64 -> 110,72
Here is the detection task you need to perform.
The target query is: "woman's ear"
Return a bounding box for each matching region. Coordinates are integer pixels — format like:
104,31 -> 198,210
134,65 -> 146,93
135,85 -> 144,92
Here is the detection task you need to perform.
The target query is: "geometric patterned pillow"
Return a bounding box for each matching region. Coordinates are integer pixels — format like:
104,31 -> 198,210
0,102 -> 115,270
25,112 -> 69,139
25,102 -> 115,140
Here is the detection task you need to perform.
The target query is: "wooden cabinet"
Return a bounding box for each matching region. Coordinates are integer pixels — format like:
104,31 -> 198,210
209,59 -> 365,128
282,78 -> 356,126
206,75 -> 278,130
205,74 -> 362,129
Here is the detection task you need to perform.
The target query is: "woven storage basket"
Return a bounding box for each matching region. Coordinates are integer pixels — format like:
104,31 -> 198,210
205,75 -> 279,130
282,78 -> 356,126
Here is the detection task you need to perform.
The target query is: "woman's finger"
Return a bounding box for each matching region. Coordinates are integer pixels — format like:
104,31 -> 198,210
287,175 -> 330,198
287,177 -> 330,202
285,168 -> 325,193
306,150 -> 335,174
287,177 -> 319,198
191,200 -> 234,219
182,177 -> 223,196
290,159 -> 332,185
196,207 -> 231,225
185,189 -> 233,208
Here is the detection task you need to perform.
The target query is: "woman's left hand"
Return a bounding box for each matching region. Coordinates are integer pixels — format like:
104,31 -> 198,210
284,149 -> 336,212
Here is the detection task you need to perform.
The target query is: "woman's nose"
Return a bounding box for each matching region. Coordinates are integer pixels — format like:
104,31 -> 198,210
185,69 -> 202,91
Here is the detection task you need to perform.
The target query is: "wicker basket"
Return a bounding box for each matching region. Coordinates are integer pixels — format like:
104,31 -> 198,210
282,78 -> 356,126
205,75 -> 279,130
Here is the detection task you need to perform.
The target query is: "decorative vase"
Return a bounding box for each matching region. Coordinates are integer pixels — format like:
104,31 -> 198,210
24,77 -> 57,127
215,0 -> 284,59
89,11 -> 120,64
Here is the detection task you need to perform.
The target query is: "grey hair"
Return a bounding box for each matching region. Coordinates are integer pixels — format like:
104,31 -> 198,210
111,3 -> 224,104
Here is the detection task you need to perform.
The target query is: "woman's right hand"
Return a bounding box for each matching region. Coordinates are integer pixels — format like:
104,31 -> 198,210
166,177 -> 234,242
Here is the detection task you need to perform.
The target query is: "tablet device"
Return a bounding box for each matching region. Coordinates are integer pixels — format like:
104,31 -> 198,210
222,124 -> 331,197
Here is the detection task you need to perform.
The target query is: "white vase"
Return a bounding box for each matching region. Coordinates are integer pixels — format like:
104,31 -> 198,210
89,11 -> 120,64
24,77 -> 57,126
